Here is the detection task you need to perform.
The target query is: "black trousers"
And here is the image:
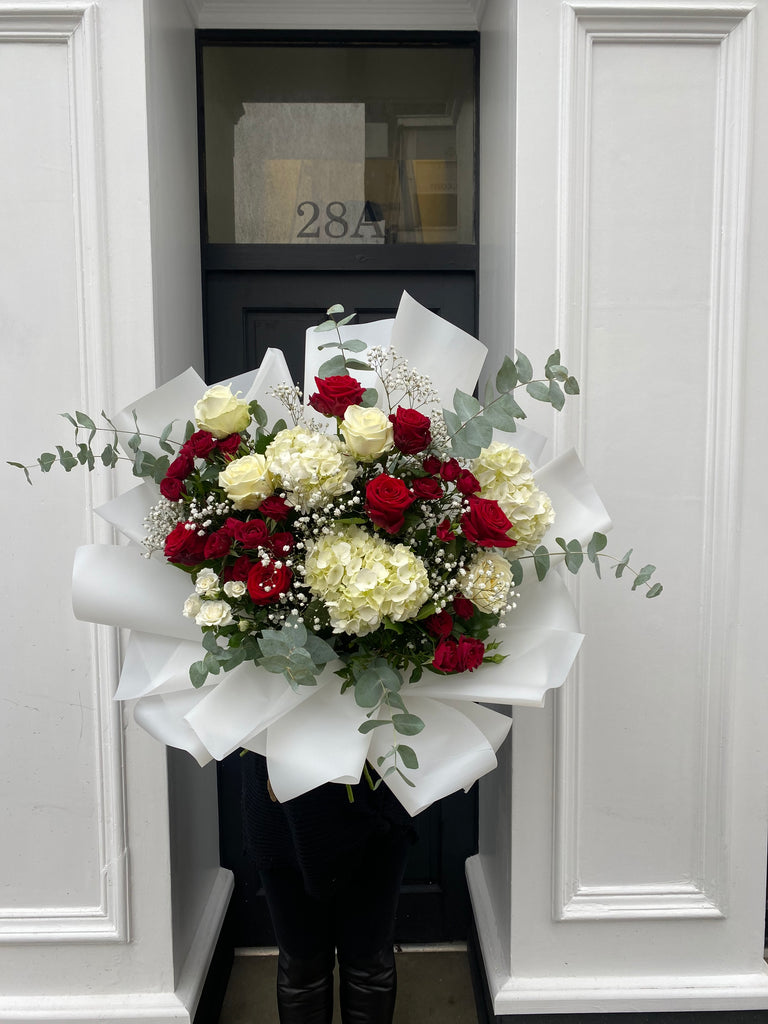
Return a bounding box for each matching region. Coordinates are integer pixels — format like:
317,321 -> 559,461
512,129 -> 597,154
259,828 -> 410,1024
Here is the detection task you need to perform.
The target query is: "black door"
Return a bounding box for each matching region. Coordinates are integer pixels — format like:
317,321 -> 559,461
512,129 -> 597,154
197,30 -> 480,946
210,273 -> 479,946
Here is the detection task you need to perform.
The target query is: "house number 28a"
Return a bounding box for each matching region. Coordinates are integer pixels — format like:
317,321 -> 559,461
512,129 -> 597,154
296,201 -> 383,239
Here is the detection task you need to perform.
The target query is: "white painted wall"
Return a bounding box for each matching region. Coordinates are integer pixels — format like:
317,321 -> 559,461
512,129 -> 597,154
0,0 -> 228,1019
471,0 -> 768,1013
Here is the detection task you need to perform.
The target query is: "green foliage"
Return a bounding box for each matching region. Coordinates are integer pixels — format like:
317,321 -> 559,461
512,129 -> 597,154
444,348 -> 580,458
313,303 -> 372,379
256,616 -> 336,690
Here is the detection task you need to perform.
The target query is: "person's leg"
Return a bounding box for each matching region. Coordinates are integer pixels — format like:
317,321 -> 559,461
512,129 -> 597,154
260,862 -> 335,1024
334,830 -> 410,1024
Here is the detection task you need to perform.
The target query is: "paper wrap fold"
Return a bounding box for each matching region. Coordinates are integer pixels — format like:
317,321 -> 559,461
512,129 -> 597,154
72,294 -> 610,816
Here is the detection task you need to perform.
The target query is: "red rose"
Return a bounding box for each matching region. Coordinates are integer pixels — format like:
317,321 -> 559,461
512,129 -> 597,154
247,561 -> 293,606
223,555 -> 254,582
229,518 -> 269,549
426,610 -> 454,638
160,477 -> 186,501
217,433 -> 243,455
452,595 -> 475,620
461,497 -> 517,549
365,474 -> 415,535
203,528 -> 232,559
436,517 -> 456,542
411,477 -> 443,501
182,430 -> 216,458
440,458 -> 461,483
456,470 -> 481,496
164,522 -> 206,566
307,375 -> 366,418
422,455 -> 441,475
165,452 -> 194,480
432,638 -> 460,673
268,531 -> 295,557
457,635 -> 485,672
389,406 -> 432,454
260,495 -> 292,521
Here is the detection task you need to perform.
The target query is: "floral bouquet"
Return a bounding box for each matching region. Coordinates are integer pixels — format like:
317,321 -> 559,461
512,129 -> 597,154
11,293 -> 660,815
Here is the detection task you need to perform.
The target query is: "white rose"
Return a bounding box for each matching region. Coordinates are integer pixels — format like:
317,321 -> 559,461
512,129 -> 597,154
194,384 -> 251,439
223,580 -> 247,599
218,454 -> 273,510
340,405 -> 394,461
182,593 -> 203,619
195,567 -> 220,596
194,599 -> 233,628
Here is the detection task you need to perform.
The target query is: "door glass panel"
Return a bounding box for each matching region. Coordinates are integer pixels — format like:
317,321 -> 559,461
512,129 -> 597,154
201,45 -> 476,245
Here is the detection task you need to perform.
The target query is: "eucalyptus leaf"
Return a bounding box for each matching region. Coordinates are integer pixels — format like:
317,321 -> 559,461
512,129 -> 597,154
481,392 -> 525,429
314,319 -> 338,333
548,379 -> 565,411
189,661 -> 208,688
509,560 -> 523,587
646,583 -> 663,598
442,408 -> 462,439
533,546 -> 551,581
587,531 -> 608,562
615,549 -> 633,578
359,719 -> 390,734
395,767 -> 416,787
396,744 -> 419,770
526,381 -> 550,403
361,388 -> 379,408
564,376 -> 580,395
515,351 -> 533,384
453,389 -> 482,422
343,359 -> 372,372
342,338 -> 366,352
392,713 -> 425,736
318,354 -> 348,378
495,354 -> 518,393
354,668 -> 384,708
8,461 -> 32,484
462,416 -> 493,450
338,313 -> 357,327
38,453 -> 56,473
326,303 -> 345,315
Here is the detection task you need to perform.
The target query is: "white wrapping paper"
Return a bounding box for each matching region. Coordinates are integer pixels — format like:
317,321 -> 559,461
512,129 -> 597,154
70,292 -> 607,815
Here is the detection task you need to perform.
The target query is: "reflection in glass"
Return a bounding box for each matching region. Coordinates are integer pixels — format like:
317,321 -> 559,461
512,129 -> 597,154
202,45 -> 475,245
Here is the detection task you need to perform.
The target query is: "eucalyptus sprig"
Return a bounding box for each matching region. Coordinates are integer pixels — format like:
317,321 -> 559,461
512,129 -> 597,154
312,303 -> 376,398
8,410 -> 191,486
508,530 -> 663,598
445,349 -> 580,460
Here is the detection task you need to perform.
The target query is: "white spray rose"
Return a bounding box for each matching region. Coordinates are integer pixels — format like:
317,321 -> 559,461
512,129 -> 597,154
194,384 -> 250,439
218,453 -> 273,510
223,580 -> 247,599
182,593 -> 203,619
340,405 -> 394,461
194,567 -> 220,597
194,600 -> 233,628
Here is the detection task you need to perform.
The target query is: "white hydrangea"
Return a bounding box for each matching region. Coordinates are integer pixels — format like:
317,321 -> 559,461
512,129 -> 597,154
472,442 -> 555,552
304,525 -> 430,636
266,425 -> 357,510
463,550 -> 513,615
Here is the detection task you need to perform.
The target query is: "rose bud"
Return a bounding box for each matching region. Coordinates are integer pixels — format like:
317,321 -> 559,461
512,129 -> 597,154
456,469 -> 481,495
160,477 -> 186,502
426,610 -> 454,638
457,635 -> 485,672
164,522 -> 206,566
365,474 -> 415,534
217,433 -> 243,455
432,638 -> 460,674
422,455 -> 441,475
452,595 -> 475,620
182,430 -> 216,458
308,375 -> 366,418
439,458 -> 461,482
389,406 -> 432,454
411,477 -> 443,501
461,497 -> 517,549
259,495 -> 292,521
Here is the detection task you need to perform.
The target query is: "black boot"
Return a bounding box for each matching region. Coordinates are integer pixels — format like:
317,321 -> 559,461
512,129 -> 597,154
275,948 -> 334,1024
338,945 -> 397,1024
